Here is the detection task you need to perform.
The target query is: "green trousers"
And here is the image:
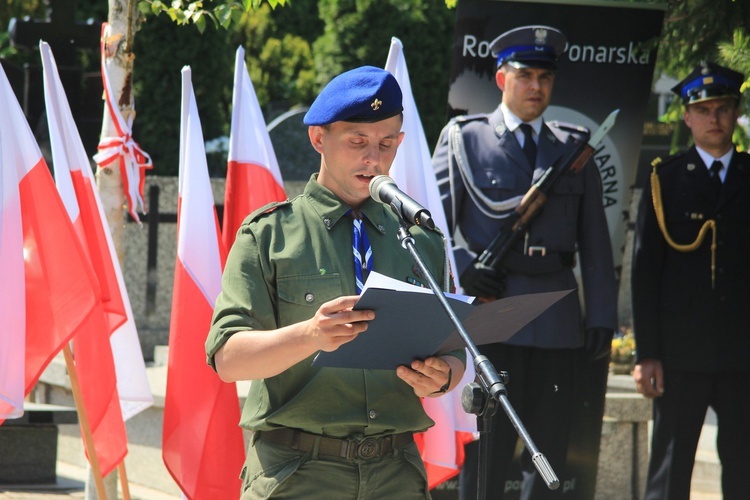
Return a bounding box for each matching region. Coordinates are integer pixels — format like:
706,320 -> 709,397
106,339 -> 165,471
240,434 -> 431,499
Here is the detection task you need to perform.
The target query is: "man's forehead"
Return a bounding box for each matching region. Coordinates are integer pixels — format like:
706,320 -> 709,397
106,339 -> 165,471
687,97 -> 737,111
328,117 -> 403,137
509,66 -> 554,77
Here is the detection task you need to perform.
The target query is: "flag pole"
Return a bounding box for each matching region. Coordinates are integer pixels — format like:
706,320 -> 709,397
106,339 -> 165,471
62,345 -> 107,499
118,462 -> 131,500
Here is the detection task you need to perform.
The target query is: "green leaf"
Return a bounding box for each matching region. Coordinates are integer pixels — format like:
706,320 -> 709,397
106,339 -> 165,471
195,13 -> 206,33
138,1 -> 152,15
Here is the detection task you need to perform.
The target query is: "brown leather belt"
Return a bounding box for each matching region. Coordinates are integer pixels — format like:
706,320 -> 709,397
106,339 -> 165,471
258,428 -> 414,460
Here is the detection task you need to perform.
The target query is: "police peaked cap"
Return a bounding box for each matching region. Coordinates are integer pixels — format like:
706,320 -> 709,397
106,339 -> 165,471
303,66 -> 403,126
672,61 -> 745,105
490,25 -> 568,70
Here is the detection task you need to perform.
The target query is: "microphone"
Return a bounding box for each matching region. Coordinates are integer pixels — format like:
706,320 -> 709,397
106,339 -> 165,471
369,175 -> 435,230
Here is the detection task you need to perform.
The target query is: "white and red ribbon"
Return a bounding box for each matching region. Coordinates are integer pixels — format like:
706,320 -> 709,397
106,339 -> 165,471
93,23 -> 153,223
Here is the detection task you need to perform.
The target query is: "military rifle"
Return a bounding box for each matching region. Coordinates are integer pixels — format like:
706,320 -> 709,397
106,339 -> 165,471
476,109 -> 619,270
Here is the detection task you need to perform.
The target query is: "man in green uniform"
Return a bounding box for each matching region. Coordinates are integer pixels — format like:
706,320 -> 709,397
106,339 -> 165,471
206,65 -> 466,499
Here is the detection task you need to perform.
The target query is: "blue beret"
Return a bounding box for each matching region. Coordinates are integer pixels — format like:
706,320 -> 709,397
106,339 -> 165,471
490,25 -> 567,70
303,66 -> 403,126
672,61 -> 744,105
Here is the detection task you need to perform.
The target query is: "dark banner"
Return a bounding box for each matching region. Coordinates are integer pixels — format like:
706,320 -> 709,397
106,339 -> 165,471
437,1 -> 665,498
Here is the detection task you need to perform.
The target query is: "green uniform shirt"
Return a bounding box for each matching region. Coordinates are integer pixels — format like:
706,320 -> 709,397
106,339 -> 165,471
207,175 -> 459,438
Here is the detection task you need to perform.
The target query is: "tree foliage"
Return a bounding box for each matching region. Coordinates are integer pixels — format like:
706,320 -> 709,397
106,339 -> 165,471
312,0 -> 455,147
231,3 -> 320,111
132,13 -> 234,176
650,0 -> 750,148
4,0 -> 750,168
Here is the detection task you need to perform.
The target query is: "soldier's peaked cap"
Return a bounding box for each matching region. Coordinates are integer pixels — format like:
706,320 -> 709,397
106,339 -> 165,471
490,25 -> 568,70
671,61 -> 745,105
303,66 -> 403,126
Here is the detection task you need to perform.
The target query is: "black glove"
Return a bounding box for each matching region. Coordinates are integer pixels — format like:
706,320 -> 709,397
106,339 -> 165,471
460,260 -> 507,299
585,328 -> 614,361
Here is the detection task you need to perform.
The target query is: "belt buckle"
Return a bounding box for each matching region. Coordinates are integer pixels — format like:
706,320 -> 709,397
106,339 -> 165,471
356,438 -> 379,459
528,246 -> 546,257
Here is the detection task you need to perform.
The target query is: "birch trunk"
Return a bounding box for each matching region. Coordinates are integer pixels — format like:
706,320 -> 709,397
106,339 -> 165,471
88,1 -> 140,497
97,0 -> 140,265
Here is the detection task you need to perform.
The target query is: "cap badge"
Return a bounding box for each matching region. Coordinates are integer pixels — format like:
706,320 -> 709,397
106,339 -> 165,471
534,28 -> 548,45
371,98 -> 382,111
703,76 -> 714,84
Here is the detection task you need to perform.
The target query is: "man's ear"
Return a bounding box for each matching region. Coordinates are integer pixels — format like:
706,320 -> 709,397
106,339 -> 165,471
495,69 -> 505,91
308,126 -> 324,154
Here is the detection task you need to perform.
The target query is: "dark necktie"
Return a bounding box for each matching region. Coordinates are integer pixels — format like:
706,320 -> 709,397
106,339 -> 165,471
710,160 -> 723,195
519,123 -> 537,166
348,210 -> 372,293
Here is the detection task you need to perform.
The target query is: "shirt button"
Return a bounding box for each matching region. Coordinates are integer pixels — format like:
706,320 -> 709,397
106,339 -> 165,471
323,218 -> 332,228
368,410 -> 378,419
305,293 -> 314,303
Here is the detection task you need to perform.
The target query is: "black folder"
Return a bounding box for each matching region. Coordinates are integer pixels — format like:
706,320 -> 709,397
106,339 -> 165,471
312,287 -> 572,370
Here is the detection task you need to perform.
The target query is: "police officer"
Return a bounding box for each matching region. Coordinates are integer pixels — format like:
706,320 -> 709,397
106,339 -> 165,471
432,25 -> 617,499
632,61 -> 750,500
206,66 -> 466,499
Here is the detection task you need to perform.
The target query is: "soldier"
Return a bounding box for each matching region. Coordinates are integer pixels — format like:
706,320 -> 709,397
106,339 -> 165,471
632,61 -> 750,500
206,66 -> 465,499
432,25 -> 618,499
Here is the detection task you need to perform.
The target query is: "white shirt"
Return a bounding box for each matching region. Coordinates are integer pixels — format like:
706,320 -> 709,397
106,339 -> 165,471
501,102 -> 543,148
696,145 -> 733,183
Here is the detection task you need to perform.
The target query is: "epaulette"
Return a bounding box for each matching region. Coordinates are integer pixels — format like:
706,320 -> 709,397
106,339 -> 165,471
452,113 -> 487,124
650,152 -> 683,170
248,199 -> 291,222
547,120 -> 590,141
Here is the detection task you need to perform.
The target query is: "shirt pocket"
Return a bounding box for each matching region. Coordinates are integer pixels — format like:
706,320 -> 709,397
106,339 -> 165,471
473,168 -> 518,200
276,274 -> 344,326
548,172 -> 585,219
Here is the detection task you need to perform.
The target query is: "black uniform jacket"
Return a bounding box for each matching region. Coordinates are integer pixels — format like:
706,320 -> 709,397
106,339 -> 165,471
632,147 -> 750,372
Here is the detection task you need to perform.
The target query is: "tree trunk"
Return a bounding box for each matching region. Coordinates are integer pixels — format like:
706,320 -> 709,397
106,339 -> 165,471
97,0 -> 139,265
88,1 -> 139,497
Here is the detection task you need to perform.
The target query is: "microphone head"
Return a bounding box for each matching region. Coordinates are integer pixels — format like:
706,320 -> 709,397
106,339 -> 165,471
369,175 -> 395,203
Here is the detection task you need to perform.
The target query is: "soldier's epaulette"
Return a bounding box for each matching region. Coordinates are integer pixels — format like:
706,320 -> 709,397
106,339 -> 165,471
650,152 -> 683,170
452,113 -> 487,124
547,120 -> 590,141
248,199 -> 291,222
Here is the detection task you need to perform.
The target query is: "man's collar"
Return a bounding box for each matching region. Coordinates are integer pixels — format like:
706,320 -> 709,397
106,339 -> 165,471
305,174 -> 389,231
500,102 -> 543,135
695,145 -> 734,170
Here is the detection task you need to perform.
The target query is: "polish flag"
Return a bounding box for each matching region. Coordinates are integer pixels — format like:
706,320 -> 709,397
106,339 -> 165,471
1,62 -> 101,421
40,42 -> 153,421
162,67 -> 245,499
0,68 -> 27,420
222,46 -> 286,251
0,62 -> 108,457
385,37 -> 477,489
40,41 -> 129,476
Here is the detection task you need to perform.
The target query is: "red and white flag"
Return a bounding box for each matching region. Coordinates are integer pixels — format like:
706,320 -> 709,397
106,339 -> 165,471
222,46 -> 286,251
0,68 -> 27,420
0,64 -> 101,438
385,37 -> 477,489
162,66 -> 245,499
40,41 -> 129,476
40,42 -> 153,422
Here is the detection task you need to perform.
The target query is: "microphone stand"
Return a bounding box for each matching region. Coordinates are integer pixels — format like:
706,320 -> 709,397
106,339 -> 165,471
388,201 -> 559,500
